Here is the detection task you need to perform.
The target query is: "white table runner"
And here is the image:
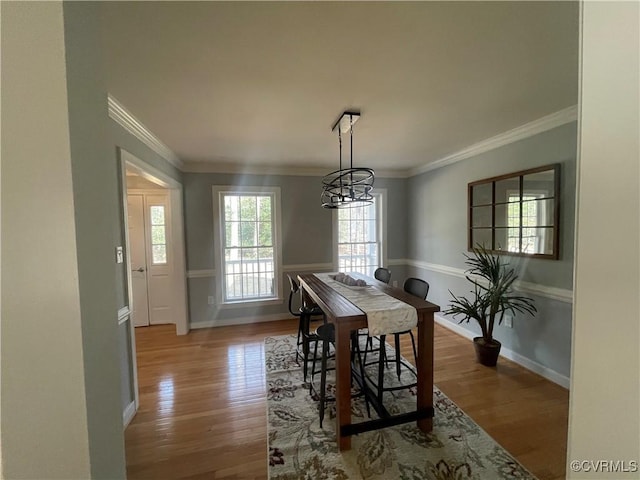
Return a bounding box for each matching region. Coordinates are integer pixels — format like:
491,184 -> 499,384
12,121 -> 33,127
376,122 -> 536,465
314,273 -> 418,335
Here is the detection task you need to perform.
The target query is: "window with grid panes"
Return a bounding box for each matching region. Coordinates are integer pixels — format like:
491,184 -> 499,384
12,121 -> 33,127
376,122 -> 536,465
336,195 -> 382,277
507,193 -> 546,254
149,205 -> 167,264
219,191 -> 278,302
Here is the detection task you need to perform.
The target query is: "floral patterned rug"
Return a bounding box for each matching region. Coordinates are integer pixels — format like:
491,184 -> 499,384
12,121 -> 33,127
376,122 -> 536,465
266,334 -> 537,480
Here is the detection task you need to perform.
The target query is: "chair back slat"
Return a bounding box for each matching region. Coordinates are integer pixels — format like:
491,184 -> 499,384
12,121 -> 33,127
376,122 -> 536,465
374,267 -> 391,284
287,274 -> 301,317
404,277 -> 429,300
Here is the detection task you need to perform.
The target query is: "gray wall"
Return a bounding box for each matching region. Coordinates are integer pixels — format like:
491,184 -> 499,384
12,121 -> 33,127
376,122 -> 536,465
406,122 -> 577,378
63,3 -> 127,476
183,173 -> 407,325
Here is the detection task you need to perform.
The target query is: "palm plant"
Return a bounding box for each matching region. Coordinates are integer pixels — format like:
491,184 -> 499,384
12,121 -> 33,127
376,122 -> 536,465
445,244 -> 536,353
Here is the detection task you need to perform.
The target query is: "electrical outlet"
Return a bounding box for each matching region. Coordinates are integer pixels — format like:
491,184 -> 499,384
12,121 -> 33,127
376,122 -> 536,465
207,296 -> 215,305
393,280 -> 398,287
504,315 -> 513,328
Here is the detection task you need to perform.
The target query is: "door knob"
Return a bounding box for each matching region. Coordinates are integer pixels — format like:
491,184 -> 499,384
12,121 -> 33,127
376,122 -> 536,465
134,267 -> 145,273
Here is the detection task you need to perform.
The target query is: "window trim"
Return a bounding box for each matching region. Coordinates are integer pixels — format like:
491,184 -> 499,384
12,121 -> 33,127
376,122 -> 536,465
332,189 -> 387,275
212,185 -> 283,307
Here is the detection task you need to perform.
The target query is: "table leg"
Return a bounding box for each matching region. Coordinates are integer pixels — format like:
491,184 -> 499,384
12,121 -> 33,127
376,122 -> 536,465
417,312 -> 434,432
335,322 -> 352,450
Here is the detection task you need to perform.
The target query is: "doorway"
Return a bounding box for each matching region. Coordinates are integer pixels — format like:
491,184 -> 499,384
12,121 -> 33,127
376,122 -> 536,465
118,148 -> 189,426
127,189 -> 173,327
120,148 -> 188,335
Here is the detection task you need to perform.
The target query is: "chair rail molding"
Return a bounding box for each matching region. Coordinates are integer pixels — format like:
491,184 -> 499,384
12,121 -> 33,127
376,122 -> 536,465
387,258 -> 410,266
404,259 -> 573,303
185,260 -> 571,302
117,305 -> 131,325
187,263 -> 335,279
108,94 -> 183,169
282,263 -> 334,272
186,269 -> 216,279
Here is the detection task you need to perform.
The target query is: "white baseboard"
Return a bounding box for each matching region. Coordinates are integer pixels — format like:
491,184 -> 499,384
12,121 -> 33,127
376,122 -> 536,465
434,313 -> 570,389
191,313 -> 291,329
123,400 -> 136,427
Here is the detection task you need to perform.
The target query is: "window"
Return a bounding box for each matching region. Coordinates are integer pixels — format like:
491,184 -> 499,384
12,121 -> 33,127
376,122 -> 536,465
213,186 -> 282,304
149,205 -> 167,264
334,191 -> 386,277
507,193 -> 547,254
468,164 -> 560,259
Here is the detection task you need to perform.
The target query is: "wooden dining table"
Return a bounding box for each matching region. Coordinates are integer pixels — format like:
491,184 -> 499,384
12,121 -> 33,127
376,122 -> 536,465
297,272 -> 440,451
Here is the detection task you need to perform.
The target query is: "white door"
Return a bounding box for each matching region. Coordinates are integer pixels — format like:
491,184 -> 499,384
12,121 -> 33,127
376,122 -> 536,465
144,194 -> 173,325
127,194 -> 150,327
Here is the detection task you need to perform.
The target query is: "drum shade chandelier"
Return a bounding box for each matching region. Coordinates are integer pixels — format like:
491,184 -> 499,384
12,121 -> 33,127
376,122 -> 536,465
321,111 -> 375,209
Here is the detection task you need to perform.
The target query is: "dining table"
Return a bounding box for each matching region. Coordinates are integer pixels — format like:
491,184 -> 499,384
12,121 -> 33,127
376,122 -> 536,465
297,272 -> 440,451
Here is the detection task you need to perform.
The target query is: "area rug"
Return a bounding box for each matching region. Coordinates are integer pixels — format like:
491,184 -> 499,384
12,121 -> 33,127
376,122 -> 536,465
265,334 -> 537,480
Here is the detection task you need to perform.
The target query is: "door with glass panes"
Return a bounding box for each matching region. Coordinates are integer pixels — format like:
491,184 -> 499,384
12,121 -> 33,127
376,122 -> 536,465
127,192 -> 173,326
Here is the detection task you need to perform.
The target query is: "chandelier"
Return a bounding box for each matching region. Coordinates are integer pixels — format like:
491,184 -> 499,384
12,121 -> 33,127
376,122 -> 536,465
321,111 -> 375,209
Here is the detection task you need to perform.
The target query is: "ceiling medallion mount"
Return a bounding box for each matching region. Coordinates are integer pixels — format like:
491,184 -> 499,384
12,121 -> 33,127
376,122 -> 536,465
321,111 -> 375,209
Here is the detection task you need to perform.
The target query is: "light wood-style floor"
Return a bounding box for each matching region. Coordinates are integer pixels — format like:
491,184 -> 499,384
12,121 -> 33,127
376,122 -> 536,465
125,320 -> 569,479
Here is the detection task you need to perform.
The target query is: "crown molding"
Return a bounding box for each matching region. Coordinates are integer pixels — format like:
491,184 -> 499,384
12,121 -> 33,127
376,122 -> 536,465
107,94 -> 183,169
181,161 -> 409,178
107,98 -> 576,179
409,105 -> 578,177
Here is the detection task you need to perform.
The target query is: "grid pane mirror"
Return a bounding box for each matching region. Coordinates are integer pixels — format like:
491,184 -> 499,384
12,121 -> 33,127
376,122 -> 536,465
468,164 -> 560,259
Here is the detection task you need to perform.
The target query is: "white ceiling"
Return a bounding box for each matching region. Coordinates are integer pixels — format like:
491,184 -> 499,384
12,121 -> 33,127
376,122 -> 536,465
102,1 -> 579,173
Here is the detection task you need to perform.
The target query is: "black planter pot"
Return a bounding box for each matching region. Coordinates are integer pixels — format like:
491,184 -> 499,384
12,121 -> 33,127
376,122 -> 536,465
473,337 -> 501,367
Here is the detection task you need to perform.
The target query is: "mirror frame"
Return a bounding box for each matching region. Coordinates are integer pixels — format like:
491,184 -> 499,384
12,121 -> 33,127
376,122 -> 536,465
468,163 -> 561,260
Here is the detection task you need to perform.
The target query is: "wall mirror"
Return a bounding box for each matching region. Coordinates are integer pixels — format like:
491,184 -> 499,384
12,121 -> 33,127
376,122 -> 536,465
468,164 -> 560,259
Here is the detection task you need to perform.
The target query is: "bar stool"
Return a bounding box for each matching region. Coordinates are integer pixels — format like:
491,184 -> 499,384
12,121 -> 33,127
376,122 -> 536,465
287,274 -> 324,381
309,323 -> 334,427
366,278 -> 429,403
309,324 -> 371,428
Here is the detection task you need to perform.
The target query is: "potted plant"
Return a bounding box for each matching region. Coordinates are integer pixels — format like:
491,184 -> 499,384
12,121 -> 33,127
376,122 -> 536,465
445,244 -> 537,366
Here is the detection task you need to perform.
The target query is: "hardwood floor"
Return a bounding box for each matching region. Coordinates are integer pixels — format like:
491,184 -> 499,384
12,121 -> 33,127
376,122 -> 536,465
125,320 -> 569,479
